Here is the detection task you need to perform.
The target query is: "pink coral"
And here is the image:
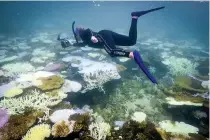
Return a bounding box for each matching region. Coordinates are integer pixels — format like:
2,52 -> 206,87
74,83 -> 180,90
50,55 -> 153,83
0,108 -> 9,128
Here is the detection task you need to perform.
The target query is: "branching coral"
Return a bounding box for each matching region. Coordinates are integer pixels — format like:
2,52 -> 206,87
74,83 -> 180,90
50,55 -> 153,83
82,69 -> 120,93
52,120 -> 74,137
0,89 -> 66,115
162,56 -> 198,76
22,124 -> 51,140
89,121 -> 111,140
70,113 -> 91,132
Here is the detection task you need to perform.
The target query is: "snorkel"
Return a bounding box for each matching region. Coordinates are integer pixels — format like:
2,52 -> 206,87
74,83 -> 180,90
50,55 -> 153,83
72,21 -> 78,43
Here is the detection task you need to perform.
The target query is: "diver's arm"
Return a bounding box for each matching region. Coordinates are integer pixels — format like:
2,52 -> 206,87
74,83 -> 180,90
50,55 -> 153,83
72,42 -> 87,47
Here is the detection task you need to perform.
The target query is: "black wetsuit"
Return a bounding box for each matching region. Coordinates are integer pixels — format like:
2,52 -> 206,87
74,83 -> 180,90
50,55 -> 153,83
73,18 -> 138,58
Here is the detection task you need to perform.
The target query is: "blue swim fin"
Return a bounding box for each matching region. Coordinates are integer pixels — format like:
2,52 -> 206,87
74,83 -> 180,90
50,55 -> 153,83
133,50 -> 158,84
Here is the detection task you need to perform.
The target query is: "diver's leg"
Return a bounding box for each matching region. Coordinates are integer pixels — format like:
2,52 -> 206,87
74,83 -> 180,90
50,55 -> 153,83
112,6 -> 165,46
112,18 -> 137,46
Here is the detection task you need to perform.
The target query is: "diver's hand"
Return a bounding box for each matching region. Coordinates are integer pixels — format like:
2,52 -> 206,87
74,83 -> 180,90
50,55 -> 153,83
91,36 -> 98,43
129,52 -> 134,59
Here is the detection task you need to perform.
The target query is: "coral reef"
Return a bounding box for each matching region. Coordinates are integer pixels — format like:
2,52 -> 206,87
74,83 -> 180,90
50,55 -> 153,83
4,87 -> 23,98
156,128 -> 206,140
0,76 -> 10,85
175,76 -> 208,93
49,101 -> 72,114
22,124 -> 51,140
52,120 -> 73,137
38,75 -> 64,91
0,56 -> 18,63
161,56 -> 198,76
0,109 -> 9,129
62,56 -> 121,93
89,121 -> 111,140
165,97 -> 203,106
163,83 -> 208,106
61,79 -> 82,93
158,120 -> 199,134
116,64 -> 127,72
107,120 -> 162,140
0,89 -> 65,115
2,62 -> 35,77
49,109 -> 77,123
15,71 -> 55,87
0,110 -> 44,140
131,112 -> 147,123
70,113 -> 91,132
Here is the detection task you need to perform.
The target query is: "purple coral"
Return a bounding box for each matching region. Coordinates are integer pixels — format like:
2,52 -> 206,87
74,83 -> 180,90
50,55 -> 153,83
73,108 -> 86,114
0,82 -> 14,98
0,108 -> 9,128
114,120 -> 125,128
43,63 -> 63,72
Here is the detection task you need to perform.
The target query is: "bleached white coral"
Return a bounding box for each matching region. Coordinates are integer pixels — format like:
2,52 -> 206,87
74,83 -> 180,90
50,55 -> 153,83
158,120 -> 199,135
22,124 -> 51,140
82,69 -> 120,93
15,71 -> 55,86
0,56 -> 18,63
89,121 -> 111,140
162,56 -> 198,76
88,53 -> 100,58
148,66 -> 156,74
166,97 -> 203,106
61,80 -> 82,93
30,57 -> 46,64
131,112 -> 147,123
31,32 -> 53,44
62,56 -> 121,93
49,109 -> 76,123
118,57 -> 130,62
32,48 -> 55,58
2,62 -> 35,77
0,89 -> 65,115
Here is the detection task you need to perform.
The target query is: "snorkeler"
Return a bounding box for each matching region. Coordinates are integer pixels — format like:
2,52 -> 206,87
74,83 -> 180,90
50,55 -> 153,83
58,6 -> 165,84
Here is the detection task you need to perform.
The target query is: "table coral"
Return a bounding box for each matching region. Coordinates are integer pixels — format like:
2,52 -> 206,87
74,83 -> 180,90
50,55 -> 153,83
4,87 -> 23,98
38,75 -> 64,91
22,124 -> 51,140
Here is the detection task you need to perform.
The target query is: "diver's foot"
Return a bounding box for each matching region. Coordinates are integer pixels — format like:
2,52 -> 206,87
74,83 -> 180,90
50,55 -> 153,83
133,50 -> 158,84
131,6 -> 165,17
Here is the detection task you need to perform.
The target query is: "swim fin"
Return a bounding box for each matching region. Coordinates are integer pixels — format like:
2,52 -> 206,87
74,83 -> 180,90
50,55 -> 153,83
133,50 -> 158,84
131,6 -> 165,17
